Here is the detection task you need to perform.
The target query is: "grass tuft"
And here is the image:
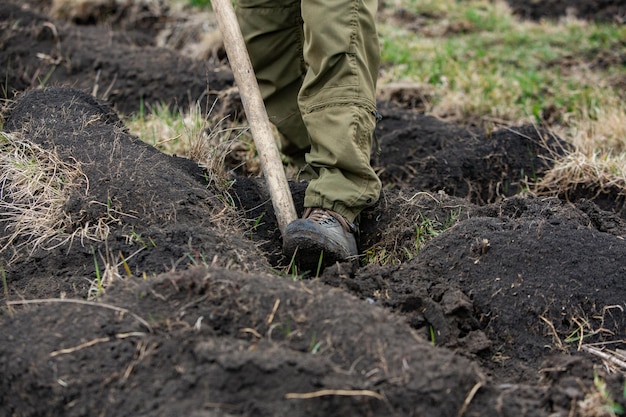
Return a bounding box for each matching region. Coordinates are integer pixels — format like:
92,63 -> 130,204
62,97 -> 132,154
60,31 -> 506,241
363,191 -> 463,265
127,100 -> 250,191
0,132 -> 84,259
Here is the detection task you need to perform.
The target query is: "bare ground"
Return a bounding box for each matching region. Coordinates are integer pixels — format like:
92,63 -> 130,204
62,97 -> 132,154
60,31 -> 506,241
1,1 -> 625,416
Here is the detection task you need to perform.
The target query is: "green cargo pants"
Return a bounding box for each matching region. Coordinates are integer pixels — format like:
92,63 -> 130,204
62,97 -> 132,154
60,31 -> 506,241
235,0 -> 381,223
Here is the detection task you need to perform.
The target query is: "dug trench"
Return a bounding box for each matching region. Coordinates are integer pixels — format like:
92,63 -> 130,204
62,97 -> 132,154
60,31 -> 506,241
1,1 -> 626,417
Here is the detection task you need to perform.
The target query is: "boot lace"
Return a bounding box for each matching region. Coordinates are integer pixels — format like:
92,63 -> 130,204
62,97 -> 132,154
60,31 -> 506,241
303,208 -> 356,234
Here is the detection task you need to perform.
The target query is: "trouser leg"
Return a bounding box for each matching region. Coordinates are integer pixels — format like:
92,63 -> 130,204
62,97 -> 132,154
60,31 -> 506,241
299,0 -> 381,222
235,0 -> 310,159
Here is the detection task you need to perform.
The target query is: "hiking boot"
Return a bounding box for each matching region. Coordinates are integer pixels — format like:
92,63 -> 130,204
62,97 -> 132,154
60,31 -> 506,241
283,208 -> 358,273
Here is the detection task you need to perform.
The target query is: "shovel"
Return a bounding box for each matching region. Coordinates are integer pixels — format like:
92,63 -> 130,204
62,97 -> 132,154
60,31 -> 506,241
212,0 -> 298,237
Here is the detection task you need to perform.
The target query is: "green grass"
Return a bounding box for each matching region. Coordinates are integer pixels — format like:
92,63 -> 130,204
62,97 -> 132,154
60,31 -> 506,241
127,102 -> 206,156
379,5 -> 625,129
91,247 -> 103,298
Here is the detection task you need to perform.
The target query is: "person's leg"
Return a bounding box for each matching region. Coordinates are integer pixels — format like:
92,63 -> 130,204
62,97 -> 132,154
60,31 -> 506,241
282,0 -> 382,271
235,0 -> 310,161
299,0 -> 381,223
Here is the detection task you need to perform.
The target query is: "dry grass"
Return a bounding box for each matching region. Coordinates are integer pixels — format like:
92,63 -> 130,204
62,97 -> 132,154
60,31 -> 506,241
7,297 -> 153,331
0,132 -> 127,262
127,101 -> 250,191
535,98 -> 626,198
0,132 -> 85,258
535,151 -> 626,200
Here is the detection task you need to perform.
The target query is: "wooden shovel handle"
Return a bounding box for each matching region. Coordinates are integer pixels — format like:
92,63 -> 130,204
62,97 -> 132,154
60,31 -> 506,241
212,0 -> 297,237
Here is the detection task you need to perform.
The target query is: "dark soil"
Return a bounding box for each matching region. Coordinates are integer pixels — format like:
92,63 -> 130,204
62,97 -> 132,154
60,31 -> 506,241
1,1 -> 625,416
0,2 -> 236,117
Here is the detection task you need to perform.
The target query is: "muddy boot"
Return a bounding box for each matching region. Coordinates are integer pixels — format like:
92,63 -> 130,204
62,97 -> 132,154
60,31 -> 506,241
283,208 -> 358,273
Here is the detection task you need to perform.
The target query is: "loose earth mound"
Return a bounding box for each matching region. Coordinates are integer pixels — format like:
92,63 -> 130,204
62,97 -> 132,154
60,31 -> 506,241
1,1 -> 625,416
